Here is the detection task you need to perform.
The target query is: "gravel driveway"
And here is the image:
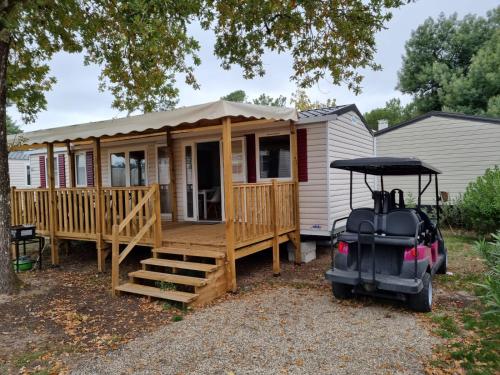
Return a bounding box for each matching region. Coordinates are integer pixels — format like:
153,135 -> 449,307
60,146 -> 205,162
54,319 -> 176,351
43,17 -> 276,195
73,286 -> 437,375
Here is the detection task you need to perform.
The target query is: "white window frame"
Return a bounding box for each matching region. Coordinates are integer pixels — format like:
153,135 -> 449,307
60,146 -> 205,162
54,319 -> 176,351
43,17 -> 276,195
75,152 -> 88,187
255,130 -> 292,182
108,147 -> 148,187
231,137 -> 247,183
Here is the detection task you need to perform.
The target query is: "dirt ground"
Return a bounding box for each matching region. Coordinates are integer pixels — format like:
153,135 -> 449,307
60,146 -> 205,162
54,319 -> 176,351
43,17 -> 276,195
0,233 -> 484,374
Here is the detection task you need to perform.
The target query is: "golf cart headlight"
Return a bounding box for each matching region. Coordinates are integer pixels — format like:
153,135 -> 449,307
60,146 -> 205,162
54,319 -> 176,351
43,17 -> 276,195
338,241 -> 349,254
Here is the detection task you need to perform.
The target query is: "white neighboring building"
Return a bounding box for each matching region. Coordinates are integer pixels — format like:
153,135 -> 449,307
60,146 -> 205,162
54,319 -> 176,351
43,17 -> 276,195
375,111 -> 500,203
8,151 -> 31,188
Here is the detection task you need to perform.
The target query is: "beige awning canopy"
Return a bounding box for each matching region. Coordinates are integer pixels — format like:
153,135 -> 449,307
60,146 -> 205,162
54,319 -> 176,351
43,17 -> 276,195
9,100 -> 297,148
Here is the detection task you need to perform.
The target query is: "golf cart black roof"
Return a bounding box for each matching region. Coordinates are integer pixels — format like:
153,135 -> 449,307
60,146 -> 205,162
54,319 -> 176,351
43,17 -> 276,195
330,157 -> 441,175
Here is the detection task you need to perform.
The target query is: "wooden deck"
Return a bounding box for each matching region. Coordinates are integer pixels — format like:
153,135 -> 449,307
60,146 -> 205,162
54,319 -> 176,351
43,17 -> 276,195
161,222 -> 226,248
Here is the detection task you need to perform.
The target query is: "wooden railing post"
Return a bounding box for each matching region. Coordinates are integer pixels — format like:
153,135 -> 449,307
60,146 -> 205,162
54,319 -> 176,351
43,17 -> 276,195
290,122 -> 301,264
47,143 -> 59,265
111,224 -> 120,295
271,179 -> 280,276
10,187 -> 16,225
153,183 -> 162,248
222,117 -> 237,292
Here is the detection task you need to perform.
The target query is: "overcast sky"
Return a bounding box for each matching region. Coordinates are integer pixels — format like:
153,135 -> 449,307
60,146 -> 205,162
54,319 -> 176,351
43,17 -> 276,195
10,0 -> 498,132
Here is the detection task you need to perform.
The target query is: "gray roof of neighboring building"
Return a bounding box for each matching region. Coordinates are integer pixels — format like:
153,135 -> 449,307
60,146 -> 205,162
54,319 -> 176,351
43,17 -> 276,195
298,105 -> 351,119
375,111 -> 500,136
8,151 -> 30,160
298,103 -> 371,133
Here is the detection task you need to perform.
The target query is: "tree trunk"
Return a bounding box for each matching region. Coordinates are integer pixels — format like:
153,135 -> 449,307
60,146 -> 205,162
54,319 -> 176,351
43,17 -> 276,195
0,36 -> 19,294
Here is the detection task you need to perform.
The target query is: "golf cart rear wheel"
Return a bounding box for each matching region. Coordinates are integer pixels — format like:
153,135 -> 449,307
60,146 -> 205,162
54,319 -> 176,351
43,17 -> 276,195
408,272 -> 432,312
332,282 -> 353,300
436,251 -> 447,274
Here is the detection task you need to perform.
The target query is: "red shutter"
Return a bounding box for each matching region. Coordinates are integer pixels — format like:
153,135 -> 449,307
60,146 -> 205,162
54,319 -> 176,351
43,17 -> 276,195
39,156 -> 46,188
86,151 -> 94,187
245,134 -> 256,183
297,128 -> 308,182
58,154 -> 66,187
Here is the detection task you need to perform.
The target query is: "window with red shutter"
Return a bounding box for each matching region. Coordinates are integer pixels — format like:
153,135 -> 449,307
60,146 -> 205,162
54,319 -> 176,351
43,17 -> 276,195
39,156 -> 46,188
86,151 -> 94,187
58,154 -> 66,187
297,128 -> 308,182
245,134 -> 256,183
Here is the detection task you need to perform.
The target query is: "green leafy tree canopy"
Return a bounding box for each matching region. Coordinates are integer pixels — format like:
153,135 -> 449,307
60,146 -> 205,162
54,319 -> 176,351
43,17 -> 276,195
397,7 -> 499,114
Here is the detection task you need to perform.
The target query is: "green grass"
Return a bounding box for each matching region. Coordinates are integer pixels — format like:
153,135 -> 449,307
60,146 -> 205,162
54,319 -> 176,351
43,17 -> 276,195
172,315 -> 183,322
431,313 -> 460,338
428,231 -> 500,375
13,350 -> 48,369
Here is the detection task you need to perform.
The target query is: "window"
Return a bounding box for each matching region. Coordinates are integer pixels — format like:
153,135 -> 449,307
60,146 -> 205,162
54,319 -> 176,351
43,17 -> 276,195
232,139 -> 246,182
110,152 -> 126,187
129,150 -> 146,186
25,164 -> 31,186
258,134 -> 291,179
75,153 -> 87,186
45,156 -> 59,187
110,150 -> 147,187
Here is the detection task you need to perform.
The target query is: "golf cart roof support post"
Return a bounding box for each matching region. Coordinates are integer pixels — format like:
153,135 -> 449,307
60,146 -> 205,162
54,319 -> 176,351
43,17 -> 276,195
350,171 -> 353,210
418,174 -> 422,208
435,174 -> 440,225
381,175 -> 384,192
420,174 -> 432,200
364,173 -> 373,194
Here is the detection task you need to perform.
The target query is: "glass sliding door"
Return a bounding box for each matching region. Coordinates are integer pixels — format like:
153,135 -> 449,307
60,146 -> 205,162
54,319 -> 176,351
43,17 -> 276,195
157,146 -> 171,218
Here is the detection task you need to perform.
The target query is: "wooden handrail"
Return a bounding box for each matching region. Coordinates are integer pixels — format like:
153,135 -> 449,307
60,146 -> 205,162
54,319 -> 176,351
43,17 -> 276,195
117,187 -> 155,233
111,183 -> 161,294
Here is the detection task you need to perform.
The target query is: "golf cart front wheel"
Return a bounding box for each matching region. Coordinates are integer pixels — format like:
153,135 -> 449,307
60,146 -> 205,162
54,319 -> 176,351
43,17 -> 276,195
408,272 -> 432,312
332,282 -> 353,300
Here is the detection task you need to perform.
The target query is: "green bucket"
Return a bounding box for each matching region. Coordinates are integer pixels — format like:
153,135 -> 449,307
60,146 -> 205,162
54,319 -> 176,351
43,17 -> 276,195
13,256 -> 33,272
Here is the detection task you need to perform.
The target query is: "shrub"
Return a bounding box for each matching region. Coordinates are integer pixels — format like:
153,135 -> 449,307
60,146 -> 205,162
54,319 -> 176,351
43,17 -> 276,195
440,197 -> 467,229
474,232 -> 500,318
461,166 -> 500,234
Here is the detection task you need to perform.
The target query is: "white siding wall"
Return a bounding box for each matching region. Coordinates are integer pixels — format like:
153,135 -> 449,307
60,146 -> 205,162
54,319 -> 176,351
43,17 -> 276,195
9,159 -> 29,187
329,111 -> 374,229
375,116 -> 500,203
296,121 -> 329,235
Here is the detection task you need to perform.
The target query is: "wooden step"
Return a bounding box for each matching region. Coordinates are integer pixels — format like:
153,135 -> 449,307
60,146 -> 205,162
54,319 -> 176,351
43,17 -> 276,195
141,258 -> 219,273
129,270 -> 208,287
153,246 -> 225,259
115,283 -> 198,303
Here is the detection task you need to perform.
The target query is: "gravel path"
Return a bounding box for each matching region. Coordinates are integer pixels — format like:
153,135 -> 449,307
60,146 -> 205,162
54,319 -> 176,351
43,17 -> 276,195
73,286 -> 437,375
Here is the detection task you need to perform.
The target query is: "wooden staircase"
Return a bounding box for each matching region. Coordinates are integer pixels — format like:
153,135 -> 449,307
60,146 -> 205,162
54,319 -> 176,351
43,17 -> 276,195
115,245 -> 228,306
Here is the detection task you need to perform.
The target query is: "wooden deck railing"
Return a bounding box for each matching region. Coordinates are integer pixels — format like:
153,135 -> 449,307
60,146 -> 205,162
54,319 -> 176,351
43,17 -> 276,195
10,185 -> 161,246
111,184 -> 162,293
55,188 -> 98,239
11,188 -> 50,234
233,180 -> 298,247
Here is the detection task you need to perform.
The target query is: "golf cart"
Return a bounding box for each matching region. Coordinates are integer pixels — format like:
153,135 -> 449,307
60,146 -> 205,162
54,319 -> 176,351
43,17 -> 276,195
325,157 -> 447,312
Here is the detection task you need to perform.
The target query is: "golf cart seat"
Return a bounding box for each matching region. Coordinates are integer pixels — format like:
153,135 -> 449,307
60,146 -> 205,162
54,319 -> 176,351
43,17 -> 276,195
338,206 -> 422,247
